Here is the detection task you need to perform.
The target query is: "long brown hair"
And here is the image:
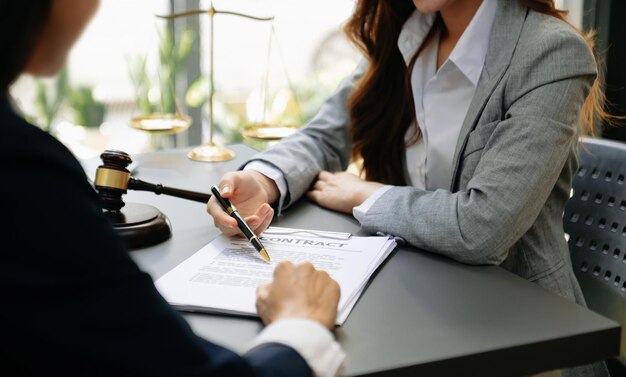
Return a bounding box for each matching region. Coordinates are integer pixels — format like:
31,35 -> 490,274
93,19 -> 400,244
344,0 -> 607,185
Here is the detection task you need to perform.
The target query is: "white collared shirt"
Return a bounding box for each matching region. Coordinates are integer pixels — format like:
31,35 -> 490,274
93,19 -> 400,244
353,0 -> 497,221
248,318 -> 345,377
247,0 -> 497,221
399,0 -> 496,191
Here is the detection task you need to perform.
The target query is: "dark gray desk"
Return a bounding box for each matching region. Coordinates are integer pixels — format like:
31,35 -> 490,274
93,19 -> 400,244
83,144 -> 620,377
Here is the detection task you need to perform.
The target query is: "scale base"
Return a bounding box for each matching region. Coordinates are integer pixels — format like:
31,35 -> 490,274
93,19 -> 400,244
104,203 -> 172,249
188,143 -> 236,162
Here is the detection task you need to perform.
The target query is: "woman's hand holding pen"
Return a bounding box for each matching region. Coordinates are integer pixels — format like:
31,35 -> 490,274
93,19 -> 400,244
307,171 -> 384,214
207,171 -> 279,236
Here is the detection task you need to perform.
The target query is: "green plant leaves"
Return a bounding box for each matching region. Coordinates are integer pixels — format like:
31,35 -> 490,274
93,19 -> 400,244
68,86 -> 107,128
34,66 -> 69,131
131,25 -> 197,115
185,76 -> 209,108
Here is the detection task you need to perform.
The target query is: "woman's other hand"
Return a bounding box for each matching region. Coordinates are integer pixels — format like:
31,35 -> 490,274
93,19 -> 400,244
207,170 -> 279,236
256,262 -> 340,330
307,171 -> 384,214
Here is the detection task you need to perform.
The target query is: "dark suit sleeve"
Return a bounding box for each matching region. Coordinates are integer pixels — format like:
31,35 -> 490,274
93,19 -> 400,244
244,343 -> 312,377
0,119 -> 310,377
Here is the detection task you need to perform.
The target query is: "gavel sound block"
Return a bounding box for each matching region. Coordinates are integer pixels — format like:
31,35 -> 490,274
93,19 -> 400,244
94,150 -> 212,249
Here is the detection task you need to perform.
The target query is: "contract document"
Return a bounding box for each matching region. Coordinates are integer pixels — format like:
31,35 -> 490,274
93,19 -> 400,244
155,227 -> 397,325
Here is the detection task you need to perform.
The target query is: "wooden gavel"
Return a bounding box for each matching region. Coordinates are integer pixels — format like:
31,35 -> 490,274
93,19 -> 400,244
94,150 -> 212,212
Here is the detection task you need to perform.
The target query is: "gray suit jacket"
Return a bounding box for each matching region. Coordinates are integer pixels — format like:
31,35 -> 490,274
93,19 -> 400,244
247,3 -> 607,374
250,0 -> 591,295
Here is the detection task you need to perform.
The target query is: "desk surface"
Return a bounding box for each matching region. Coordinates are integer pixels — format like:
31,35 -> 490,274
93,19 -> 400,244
83,144 -> 620,377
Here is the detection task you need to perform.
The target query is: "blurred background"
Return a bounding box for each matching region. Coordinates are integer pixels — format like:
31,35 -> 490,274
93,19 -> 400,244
9,0 -> 625,159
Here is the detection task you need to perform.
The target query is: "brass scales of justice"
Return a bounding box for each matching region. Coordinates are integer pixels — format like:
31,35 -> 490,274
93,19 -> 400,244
129,2 -> 302,162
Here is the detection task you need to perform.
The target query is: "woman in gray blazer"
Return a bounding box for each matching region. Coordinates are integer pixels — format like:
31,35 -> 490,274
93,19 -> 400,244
208,1 -> 610,375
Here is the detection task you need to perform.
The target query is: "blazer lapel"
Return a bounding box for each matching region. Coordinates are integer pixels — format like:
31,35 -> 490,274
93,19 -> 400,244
450,0 -> 529,190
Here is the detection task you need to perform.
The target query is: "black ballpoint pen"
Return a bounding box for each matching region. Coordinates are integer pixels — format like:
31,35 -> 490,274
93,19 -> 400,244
210,185 -> 271,262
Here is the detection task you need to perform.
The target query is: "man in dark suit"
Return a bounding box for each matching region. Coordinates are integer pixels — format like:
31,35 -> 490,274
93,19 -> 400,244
0,1 -> 345,376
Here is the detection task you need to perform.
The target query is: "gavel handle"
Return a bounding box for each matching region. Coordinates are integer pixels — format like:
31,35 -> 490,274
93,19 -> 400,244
128,178 -> 212,203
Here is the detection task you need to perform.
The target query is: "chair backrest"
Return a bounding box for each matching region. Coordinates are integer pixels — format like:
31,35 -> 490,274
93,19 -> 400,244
563,136 -> 626,368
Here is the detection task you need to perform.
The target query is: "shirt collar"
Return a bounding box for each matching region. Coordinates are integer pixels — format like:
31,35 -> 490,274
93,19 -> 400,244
397,11 -> 435,66
448,0 -> 497,85
397,0 -> 498,86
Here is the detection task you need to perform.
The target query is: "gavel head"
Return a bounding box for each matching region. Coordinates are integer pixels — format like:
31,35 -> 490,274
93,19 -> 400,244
94,150 -> 133,212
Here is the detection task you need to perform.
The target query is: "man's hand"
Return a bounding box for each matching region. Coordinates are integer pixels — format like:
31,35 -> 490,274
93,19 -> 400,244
256,262 -> 340,330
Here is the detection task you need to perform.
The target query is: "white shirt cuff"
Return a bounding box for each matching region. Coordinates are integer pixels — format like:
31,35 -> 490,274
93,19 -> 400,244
244,161 -> 288,211
352,185 -> 393,224
247,318 -> 346,377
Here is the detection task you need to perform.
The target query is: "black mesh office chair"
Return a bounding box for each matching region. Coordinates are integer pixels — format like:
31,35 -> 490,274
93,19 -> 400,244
563,136 -> 626,375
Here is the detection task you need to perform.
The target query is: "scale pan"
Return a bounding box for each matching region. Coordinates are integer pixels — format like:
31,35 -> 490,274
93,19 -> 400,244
242,123 -> 299,141
129,113 -> 192,134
